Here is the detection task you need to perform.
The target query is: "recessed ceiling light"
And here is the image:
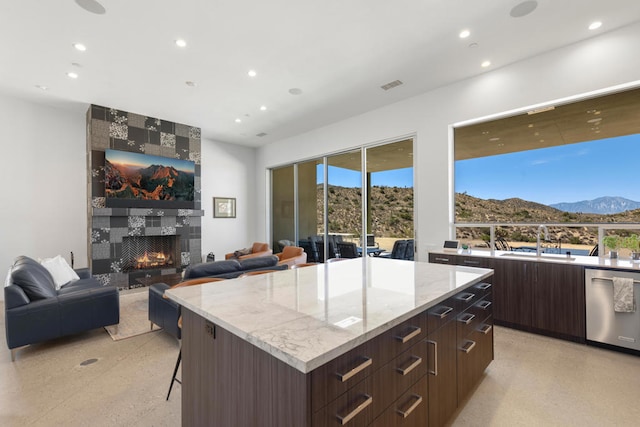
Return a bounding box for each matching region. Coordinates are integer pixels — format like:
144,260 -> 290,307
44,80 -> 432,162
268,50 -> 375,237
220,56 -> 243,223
35,85 -> 49,90
67,72 -> 79,79
459,29 -> 470,39
175,39 -> 187,47
260,105 -> 267,111
589,21 -> 602,30
289,88 -> 303,95
73,43 -> 87,51
481,60 -> 491,68
248,70 -> 257,77
235,118 -> 242,123
185,81 -> 197,87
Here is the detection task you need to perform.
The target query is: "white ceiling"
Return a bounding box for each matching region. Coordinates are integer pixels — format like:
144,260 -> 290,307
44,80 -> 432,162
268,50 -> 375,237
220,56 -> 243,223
1,0 -> 639,147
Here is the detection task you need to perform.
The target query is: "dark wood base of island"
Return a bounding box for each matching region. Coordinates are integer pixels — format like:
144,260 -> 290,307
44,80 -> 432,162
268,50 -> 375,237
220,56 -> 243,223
181,281 -> 493,427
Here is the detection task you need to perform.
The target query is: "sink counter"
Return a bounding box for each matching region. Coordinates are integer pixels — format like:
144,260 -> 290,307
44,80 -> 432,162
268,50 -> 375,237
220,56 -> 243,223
167,257 -> 492,373
430,248 -> 640,271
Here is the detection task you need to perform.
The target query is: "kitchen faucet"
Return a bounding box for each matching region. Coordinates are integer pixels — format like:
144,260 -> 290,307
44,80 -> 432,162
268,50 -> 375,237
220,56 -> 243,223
537,224 -> 549,256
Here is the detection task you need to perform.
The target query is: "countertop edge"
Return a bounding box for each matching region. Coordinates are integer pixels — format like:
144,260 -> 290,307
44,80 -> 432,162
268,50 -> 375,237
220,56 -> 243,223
167,266 -> 493,373
429,249 -> 640,271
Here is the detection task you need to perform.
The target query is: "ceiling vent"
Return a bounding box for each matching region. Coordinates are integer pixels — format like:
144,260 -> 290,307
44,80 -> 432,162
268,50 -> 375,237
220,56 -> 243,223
381,80 -> 403,91
256,132 -> 268,137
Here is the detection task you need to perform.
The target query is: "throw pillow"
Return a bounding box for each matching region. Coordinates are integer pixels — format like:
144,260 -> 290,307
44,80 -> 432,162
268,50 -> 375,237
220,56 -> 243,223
40,255 -> 80,290
233,247 -> 252,258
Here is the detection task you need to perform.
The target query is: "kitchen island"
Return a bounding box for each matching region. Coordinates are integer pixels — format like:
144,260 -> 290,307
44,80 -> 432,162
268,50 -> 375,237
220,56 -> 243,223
167,257 -> 494,426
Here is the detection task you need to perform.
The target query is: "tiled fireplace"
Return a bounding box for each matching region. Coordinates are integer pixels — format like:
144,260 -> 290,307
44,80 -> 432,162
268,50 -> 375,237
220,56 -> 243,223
87,105 -> 204,289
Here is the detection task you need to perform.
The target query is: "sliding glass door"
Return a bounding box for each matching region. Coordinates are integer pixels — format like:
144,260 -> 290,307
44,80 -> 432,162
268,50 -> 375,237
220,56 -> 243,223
271,138 -> 413,261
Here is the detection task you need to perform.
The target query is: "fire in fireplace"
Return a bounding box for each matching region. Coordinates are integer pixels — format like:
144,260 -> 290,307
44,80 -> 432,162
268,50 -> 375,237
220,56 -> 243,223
122,235 -> 180,272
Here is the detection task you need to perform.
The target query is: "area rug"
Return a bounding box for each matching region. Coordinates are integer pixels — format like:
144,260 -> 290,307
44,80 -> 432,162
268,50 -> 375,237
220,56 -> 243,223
105,289 -> 161,340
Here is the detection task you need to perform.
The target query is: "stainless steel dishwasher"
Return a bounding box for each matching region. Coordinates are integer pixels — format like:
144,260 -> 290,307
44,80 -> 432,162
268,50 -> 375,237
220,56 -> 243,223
585,268 -> 640,351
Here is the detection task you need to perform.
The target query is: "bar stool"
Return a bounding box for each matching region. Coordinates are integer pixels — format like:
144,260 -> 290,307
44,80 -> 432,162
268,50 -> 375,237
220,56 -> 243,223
165,277 -> 226,401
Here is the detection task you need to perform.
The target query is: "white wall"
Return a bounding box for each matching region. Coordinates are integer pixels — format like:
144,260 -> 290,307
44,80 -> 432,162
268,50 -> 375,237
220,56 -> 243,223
0,94 -> 258,300
256,22 -> 640,261
0,94 -> 88,280
200,138 -> 257,261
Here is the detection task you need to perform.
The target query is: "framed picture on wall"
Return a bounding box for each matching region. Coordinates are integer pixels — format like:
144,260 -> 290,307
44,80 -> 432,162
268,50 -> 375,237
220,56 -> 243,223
213,197 -> 236,218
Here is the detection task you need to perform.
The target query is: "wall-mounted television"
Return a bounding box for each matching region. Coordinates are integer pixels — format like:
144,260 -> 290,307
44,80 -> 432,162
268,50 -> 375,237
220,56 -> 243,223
105,149 -> 195,209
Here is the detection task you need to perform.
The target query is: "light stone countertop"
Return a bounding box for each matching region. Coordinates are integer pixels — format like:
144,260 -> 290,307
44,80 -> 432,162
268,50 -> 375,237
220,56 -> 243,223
166,257 -> 493,373
429,248 -> 640,271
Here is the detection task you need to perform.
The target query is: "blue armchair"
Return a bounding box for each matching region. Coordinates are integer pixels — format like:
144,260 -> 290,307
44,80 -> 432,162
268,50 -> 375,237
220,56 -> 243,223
4,256 -> 120,361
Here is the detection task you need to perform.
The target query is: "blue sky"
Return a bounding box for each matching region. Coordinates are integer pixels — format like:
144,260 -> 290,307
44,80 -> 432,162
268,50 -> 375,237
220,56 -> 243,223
455,133 -> 640,205
318,166 -> 413,187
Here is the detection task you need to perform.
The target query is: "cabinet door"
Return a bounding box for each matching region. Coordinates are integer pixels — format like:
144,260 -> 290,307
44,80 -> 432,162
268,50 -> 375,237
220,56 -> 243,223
533,263 -> 585,340
491,258 -> 533,328
427,319 -> 457,427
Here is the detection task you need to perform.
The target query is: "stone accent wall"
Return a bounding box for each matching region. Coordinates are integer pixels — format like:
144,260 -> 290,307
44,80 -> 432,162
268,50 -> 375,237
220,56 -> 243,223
87,105 -> 204,289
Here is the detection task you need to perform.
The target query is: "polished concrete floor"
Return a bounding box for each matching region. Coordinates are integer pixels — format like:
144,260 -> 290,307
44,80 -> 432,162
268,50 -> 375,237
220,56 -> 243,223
1,304 -> 639,426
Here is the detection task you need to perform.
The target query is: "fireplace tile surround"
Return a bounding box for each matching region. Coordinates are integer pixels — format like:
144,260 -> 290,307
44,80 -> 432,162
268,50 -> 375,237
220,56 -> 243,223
87,105 -> 204,289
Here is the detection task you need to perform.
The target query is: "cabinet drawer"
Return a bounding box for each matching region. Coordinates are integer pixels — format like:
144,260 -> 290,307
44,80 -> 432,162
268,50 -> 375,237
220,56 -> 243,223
456,289 -> 483,312
371,340 -> 428,417
427,296 -> 458,333
429,253 -> 458,264
312,376 -> 374,427
311,340 -> 380,413
457,316 -> 494,403
471,281 -> 492,297
379,312 -> 427,364
457,294 -> 493,340
311,312 -> 425,413
371,376 -> 428,427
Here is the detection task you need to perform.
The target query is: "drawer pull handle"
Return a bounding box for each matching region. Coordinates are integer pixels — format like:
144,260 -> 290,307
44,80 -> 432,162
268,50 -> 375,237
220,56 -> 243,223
458,293 -> 475,303
479,324 -> 493,335
397,356 -> 422,376
435,257 -> 449,262
397,394 -> 423,418
432,306 -> 453,319
427,340 -> 438,376
477,301 -> 492,310
463,260 -> 480,265
477,282 -> 492,290
396,326 -> 422,344
337,394 -> 372,425
337,357 -> 372,382
458,313 -> 475,325
460,340 -> 476,354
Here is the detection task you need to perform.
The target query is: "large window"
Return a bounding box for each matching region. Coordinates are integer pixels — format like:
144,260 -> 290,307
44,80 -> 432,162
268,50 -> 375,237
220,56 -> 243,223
453,87 -> 640,256
271,139 -> 414,261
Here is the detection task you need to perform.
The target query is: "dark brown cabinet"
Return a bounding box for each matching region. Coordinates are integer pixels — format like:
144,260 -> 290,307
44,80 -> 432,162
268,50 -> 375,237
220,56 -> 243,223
490,258 -> 533,329
429,252 -> 586,342
532,262 -> 585,340
426,316 -> 457,427
182,283 -> 494,427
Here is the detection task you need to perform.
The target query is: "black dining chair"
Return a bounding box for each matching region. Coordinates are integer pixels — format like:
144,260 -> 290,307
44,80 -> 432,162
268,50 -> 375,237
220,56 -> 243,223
337,242 -> 359,258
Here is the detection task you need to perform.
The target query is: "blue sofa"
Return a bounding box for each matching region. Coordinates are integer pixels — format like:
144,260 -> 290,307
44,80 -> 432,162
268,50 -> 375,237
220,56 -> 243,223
149,255 -> 287,339
4,256 -> 120,361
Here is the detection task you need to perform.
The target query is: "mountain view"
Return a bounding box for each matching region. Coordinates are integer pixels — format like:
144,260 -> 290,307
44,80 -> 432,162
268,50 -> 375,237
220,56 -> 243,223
311,184 -> 640,248
549,196 -> 640,214
318,185 -> 413,238
456,193 -> 640,246
105,161 -> 195,201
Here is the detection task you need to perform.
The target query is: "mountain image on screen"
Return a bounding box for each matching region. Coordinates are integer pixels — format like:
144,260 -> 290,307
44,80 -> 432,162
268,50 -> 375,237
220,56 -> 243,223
105,160 -> 194,202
